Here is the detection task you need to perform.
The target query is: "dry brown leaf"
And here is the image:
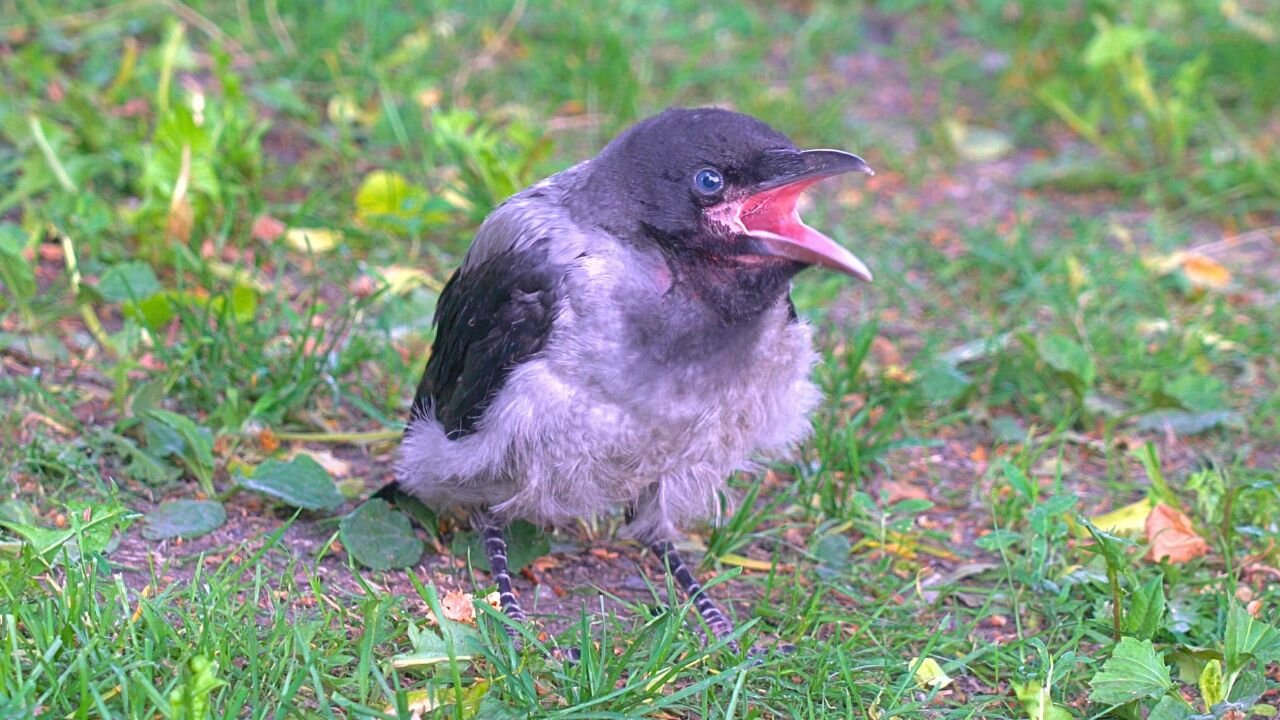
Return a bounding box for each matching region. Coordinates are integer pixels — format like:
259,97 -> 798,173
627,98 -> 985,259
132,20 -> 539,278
423,590 -> 500,627
290,448 -> 350,478
1145,503 -> 1209,563
883,480 -> 929,505
251,215 -> 286,242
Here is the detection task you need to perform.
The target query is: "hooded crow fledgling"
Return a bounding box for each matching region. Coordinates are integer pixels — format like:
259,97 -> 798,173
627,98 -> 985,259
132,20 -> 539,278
380,107 -> 874,647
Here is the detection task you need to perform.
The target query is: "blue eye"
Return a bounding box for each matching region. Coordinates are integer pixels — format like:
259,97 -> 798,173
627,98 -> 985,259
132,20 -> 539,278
693,168 -> 724,194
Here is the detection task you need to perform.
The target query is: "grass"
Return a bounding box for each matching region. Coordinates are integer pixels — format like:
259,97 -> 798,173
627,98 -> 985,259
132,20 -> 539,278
2,0 -> 1279,717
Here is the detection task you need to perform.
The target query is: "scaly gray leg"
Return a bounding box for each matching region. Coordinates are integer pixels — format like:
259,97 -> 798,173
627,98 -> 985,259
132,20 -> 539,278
472,510 -> 526,639
649,540 -> 735,642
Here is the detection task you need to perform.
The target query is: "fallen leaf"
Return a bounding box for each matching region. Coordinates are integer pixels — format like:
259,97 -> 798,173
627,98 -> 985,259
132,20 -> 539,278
289,448 -> 350,478
1146,503 -> 1209,564
883,365 -> 917,383
1091,498 -> 1154,536
911,657 -> 954,689
421,590 -> 502,627
378,265 -> 438,295
251,215 -> 286,242
284,228 -> 341,254
883,481 -> 929,505
944,120 -> 1014,162
1147,251 -> 1231,290
1181,254 -> 1231,290
719,553 -> 780,572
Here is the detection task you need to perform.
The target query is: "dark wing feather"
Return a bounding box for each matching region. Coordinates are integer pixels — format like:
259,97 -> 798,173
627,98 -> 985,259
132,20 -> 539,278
410,241 -> 566,438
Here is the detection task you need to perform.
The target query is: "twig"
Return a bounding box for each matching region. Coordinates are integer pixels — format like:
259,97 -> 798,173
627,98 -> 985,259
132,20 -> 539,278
59,234 -> 116,360
28,115 -> 77,193
264,0 -> 295,56
1189,225 -> 1280,257
452,0 -> 527,98
270,429 -> 402,444
165,0 -> 248,58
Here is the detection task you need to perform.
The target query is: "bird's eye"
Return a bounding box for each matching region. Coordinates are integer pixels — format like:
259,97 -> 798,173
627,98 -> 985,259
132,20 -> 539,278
692,168 -> 724,195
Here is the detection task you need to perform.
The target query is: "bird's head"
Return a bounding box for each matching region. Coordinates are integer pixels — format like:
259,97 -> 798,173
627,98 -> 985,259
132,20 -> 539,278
577,107 -> 874,289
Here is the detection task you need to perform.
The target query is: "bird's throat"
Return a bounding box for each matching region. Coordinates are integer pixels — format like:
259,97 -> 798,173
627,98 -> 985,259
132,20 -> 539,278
676,253 -> 800,326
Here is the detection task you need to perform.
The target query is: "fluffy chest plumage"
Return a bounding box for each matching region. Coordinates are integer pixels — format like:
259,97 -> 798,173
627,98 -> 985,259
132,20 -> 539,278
479,260 -> 821,537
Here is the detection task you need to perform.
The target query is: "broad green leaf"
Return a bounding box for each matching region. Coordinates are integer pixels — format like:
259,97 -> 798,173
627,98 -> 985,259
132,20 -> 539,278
1148,694 -> 1195,720
142,500 -> 226,540
1164,374 -> 1225,413
238,455 -> 344,512
100,431 -> 182,485
0,500 -> 37,528
340,500 -> 423,570
1123,573 -> 1166,641
1198,658 -> 1224,709
141,410 -> 214,488
1084,17 -> 1153,68
0,522 -> 74,562
1,504 -> 135,565
0,222 -> 36,301
451,520 -> 549,574
918,362 -> 971,405
1012,679 -> 1074,720
1224,604 -> 1280,675
393,618 -> 485,667
1227,666 -> 1266,706
66,500 -> 134,555
813,533 -> 852,576
1135,410 -> 1242,436
168,656 -> 226,720
1037,334 -> 1096,389
1088,637 -> 1172,705
974,528 -> 1020,552
97,261 -> 162,302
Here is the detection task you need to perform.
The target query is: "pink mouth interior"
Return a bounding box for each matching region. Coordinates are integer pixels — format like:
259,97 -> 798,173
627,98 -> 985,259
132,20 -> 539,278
737,179 -> 819,242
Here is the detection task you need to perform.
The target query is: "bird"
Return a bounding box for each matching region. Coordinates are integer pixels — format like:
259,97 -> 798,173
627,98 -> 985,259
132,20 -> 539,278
378,107 -> 874,648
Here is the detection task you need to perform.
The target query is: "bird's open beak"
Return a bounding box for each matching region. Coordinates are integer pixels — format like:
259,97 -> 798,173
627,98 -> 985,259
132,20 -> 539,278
737,149 -> 874,281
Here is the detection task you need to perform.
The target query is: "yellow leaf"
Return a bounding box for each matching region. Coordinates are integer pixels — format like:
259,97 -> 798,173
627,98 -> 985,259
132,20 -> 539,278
1148,251 -> 1231,290
943,120 -> 1014,162
718,553 -> 777,572
1066,254 -> 1088,292
911,657 -> 953,689
378,265 -> 440,295
883,364 -> 917,383
355,170 -> 416,223
1090,498 -> 1154,535
284,228 -> 340,254
204,260 -> 271,293
390,688 -> 443,720
1181,253 -> 1231,290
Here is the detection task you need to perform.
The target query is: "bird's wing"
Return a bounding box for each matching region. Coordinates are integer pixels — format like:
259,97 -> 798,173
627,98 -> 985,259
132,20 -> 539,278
411,238 -> 568,438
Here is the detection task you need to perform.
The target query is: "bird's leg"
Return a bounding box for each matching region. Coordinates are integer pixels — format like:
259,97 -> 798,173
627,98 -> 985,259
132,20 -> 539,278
472,510 -> 527,639
649,540 -> 735,642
